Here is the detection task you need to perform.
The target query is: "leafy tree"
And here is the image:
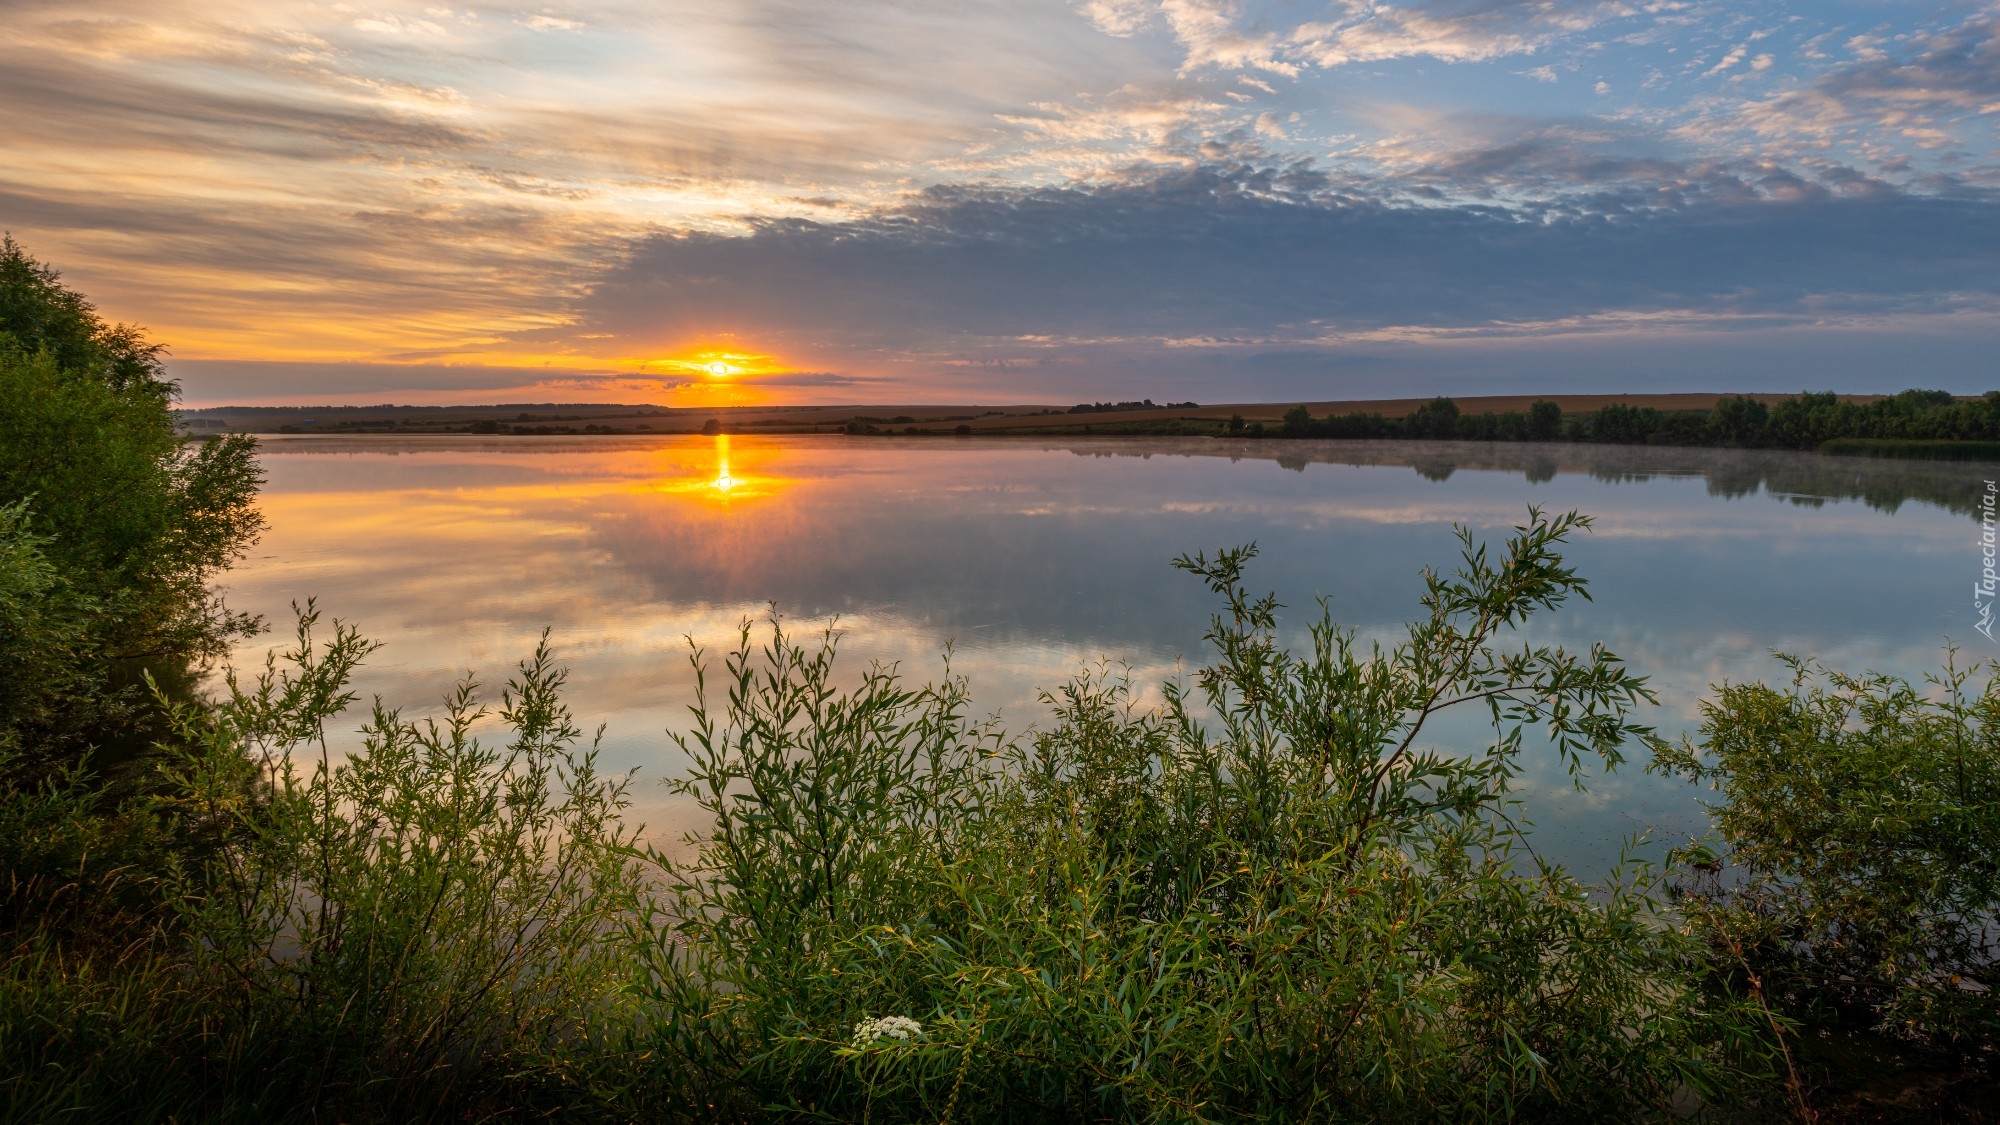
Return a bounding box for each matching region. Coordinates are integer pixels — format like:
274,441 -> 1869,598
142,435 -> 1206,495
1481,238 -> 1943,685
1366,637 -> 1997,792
1527,399 -> 1562,441
1408,394 -> 1461,439
0,503 -> 99,762
1764,391 -> 1841,450
1708,395 -> 1770,447
1586,403 -> 1661,445
0,236 -> 164,396
0,238 -> 264,773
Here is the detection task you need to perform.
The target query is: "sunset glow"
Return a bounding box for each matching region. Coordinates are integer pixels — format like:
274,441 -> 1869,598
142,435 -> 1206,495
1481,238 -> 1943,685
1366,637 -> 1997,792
3,1 -> 1995,405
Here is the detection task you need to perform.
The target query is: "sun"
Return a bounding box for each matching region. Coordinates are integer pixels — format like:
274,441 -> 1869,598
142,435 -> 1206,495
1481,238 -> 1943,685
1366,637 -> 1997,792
639,351 -> 771,399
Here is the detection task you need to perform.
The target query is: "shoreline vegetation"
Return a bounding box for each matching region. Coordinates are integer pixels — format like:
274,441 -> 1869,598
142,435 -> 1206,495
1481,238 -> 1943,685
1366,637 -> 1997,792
11,241 -> 2000,1120
184,390 -> 2000,462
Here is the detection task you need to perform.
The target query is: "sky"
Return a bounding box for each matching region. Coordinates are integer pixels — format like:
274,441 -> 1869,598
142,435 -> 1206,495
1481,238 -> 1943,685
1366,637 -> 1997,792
4,0 -> 1998,406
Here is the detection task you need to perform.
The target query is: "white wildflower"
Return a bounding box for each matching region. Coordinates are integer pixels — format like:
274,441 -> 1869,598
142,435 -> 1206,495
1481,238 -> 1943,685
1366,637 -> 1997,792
850,1014 -> 923,1048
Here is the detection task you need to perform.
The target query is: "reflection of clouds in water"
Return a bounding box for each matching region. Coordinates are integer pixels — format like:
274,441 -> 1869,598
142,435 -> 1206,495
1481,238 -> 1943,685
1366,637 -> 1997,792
229,435 -> 1981,867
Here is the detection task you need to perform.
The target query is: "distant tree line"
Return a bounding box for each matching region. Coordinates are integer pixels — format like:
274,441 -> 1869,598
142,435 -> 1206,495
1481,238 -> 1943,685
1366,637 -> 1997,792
1068,398 -> 1199,414
1261,390 -> 2000,449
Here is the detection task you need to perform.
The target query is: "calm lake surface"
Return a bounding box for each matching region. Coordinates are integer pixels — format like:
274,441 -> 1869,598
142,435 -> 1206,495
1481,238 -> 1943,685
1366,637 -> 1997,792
231,434 -> 1991,870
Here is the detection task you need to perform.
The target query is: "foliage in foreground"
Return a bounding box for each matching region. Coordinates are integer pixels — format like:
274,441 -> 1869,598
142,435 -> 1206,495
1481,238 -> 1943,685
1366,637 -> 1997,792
1,610 -> 645,1122
624,510 -> 1775,1122
0,238 -> 275,1122
1658,654 -> 2000,1057
4,509 -> 1788,1122
164,607 -> 648,1115
0,235 -> 263,781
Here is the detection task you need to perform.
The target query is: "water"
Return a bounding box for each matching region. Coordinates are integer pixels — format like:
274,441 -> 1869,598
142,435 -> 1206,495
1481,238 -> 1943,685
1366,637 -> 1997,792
228,434 -> 1989,869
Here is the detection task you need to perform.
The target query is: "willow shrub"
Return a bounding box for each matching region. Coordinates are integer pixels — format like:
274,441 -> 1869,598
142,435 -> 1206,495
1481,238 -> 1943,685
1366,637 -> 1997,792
1657,653 -> 2000,1054
627,509 -> 1774,1122
152,606 -> 647,1118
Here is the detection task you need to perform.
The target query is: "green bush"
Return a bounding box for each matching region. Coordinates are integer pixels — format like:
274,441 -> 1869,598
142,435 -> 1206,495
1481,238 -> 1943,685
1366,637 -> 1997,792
1658,653 -> 2000,1055
0,340 -> 262,667
0,238 -> 263,780
0,502 -> 101,766
0,613 -> 648,1121
152,608 -> 648,1117
626,510 -> 1774,1121
0,504 -> 190,956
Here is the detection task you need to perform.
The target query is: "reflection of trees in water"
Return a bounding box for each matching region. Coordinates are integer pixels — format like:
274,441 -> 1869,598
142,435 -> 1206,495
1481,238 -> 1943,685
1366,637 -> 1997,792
1054,438 -> 1999,522
1604,449 -> 1982,520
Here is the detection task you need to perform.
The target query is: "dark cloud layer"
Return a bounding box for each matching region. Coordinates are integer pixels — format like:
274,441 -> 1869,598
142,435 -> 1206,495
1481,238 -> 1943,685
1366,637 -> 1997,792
583,164 -> 2000,348
164,359 -> 874,404
168,361 -> 616,400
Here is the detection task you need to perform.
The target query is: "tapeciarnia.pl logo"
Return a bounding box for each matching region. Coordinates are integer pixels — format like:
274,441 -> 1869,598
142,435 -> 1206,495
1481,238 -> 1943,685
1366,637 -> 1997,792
1979,479 -> 1998,641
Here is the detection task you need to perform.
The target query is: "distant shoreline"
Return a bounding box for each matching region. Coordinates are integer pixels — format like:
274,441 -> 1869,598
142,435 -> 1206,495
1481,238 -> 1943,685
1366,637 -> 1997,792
179,392 -> 1902,436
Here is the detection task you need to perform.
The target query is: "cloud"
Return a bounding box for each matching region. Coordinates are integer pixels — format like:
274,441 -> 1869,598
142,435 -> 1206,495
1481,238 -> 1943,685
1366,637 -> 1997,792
162,358 -> 876,405
1725,9 -> 2000,157
0,0 -> 1172,367
1080,0 -> 1158,37
166,360 -> 617,403
520,13 -> 584,32
1075,0 -> 1656,76
727,370 -> 867,387
1704,44 -> 1748,77
6,0 -> 1996,404
577,161 -> 2000,362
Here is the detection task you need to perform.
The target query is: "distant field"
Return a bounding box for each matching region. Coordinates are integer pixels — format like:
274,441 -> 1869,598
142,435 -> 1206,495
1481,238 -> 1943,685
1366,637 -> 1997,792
179,392 -> 1897,435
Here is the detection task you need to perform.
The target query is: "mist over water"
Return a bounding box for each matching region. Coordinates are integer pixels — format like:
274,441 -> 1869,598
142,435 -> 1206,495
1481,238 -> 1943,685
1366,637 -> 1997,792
228,434 -> 1983,868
